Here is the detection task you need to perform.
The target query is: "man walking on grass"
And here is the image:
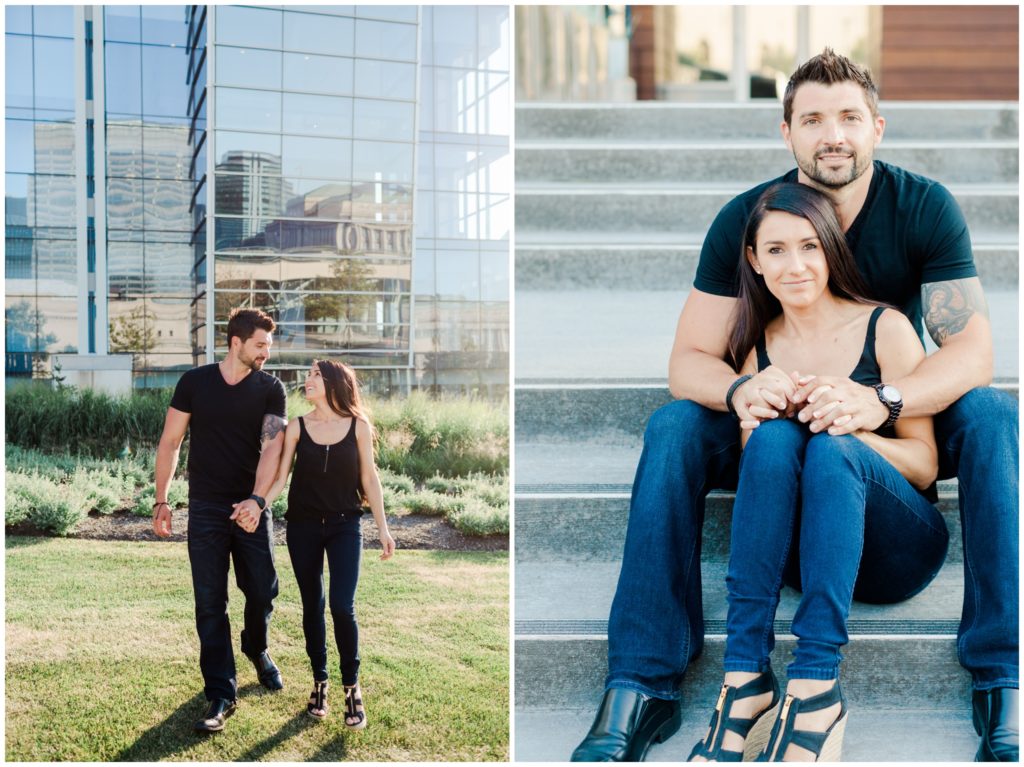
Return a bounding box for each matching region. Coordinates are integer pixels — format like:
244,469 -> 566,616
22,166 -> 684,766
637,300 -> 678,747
153,307 -> 289,733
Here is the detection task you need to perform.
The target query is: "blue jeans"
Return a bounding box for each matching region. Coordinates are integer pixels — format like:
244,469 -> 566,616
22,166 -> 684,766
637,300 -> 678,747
187,499 -> 279,701
723,420 -> 948,679
606,388 -> 1018,697
286,515 -> 363,686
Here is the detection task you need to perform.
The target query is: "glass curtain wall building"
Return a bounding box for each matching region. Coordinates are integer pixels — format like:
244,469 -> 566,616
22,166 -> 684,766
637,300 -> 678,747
5,5 -> 510,396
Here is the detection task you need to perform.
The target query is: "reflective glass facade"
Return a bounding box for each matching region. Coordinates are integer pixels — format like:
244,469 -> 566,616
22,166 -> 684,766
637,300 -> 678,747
5,5 -> 509,396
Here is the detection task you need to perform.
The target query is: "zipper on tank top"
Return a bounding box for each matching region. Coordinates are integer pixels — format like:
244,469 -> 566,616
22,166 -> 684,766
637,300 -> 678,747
323,443 -> 329,472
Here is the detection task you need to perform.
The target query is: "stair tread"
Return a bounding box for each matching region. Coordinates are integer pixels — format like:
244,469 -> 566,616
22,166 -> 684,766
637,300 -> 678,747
514,706 -> 979,762
516,560 -> 965,629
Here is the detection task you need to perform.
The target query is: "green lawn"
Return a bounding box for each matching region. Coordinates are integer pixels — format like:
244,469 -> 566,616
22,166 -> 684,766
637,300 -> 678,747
5,538 -> 509,761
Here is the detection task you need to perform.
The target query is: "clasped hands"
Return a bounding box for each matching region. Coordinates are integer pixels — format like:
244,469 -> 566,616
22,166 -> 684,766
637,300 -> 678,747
734,366 -> 888,435
230,498 -> 263,533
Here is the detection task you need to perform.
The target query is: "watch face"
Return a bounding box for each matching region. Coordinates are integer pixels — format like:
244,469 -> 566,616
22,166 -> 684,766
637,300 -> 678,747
881,385 -> 902,404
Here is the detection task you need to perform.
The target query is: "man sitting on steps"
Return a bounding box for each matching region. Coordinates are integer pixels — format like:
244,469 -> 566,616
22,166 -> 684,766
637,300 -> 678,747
570,48 -> 1018,763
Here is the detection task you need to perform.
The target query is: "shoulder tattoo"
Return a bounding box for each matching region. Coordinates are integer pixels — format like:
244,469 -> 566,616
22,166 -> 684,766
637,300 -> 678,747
922,278 -> 988,345
260,414 -> 287,443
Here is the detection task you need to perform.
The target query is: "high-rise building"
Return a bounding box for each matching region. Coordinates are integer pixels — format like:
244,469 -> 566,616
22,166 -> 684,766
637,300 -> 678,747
5,5 -> 510,395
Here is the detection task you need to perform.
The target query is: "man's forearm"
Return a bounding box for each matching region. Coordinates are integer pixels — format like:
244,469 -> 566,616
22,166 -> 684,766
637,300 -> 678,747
251,439 -> 283,498
154,441 -> 180,502
669,349 -> 744,409
894,337 -> 993,419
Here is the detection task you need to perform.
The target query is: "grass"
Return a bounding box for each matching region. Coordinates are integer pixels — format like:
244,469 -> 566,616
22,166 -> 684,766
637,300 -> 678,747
5,537 -> 509,762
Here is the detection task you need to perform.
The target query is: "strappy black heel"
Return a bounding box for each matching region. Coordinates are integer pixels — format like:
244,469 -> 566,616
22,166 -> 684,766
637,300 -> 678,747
344,683 -> 366,730
307,680 -> 328,720
756,681 -> 847,762
689,668 -> 781,761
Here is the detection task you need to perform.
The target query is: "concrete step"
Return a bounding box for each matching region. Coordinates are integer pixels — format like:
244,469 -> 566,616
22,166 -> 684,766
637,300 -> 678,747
515,184 -> 1019,240
515,240 -> 1019,291
517,141 -> 1020,185
514,289 -> 1021,383
517,560 -> 964,628
514,486 -> 965,564
514,706 -> 978,761
515,623 -> 970,712
516,101 -> 1019,142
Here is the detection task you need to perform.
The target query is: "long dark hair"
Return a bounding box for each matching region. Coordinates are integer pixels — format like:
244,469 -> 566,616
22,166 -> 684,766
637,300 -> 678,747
315,359 -> 374,435
726,182 -> 878,371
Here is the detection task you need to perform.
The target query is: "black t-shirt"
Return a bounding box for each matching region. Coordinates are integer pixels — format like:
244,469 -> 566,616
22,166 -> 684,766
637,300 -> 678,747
694,160 -> 977,338
169,363 -> 288,504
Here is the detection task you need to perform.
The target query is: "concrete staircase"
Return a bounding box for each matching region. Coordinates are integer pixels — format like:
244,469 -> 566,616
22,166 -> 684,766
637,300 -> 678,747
514,102 -> 1019,762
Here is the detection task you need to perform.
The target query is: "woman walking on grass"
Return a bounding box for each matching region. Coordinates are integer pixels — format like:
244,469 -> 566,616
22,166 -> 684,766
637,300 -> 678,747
261,359 -> 396,728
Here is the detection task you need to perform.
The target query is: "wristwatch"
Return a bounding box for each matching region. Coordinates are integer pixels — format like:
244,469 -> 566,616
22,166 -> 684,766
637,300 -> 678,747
248,493 -> 267,511
873,383 -> 903,428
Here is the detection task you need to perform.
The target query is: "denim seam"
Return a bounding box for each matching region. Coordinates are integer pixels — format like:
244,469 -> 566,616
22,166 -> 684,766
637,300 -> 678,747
758,521 -> 794,667
954,471 -> 982,672
861,476 -> 949,539
974,678 -> 1019,692
605,678 -> 681,701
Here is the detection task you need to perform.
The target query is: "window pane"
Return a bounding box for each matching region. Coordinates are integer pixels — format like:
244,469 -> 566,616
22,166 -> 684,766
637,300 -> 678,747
141,6 -> 187,47
482,73 -> 509,136
216,87 -> 282,133
34,5 -> 75,38
107,177 -> 145,229
350,183 -> 414,223
144,179 -> 193,231
283,12 -> 353,56
434,144 -> 478,191
215,6 -> 282,49
142,45 -> 190,119
214,131 -> 281,167
6,36 -> 33,108
106,122 -> 143,177
282,93 -> 352,137
432,6 -> 477,68
480,248 -> 508,301
34,295 -> 78,353
216,46 -> 282,90
433,68 -> 478,134
478,144 -> 511,193
104,5 -> 140,43
282,135 -> 351,179
215,174 -> 286,218
354,19 -> 416,61
34,37 -> 75,112
6,173 -> 30,225
32,175 -> 76,226
146,241 -> 192,294
142,124 -> 192,180
108,242 -> 144,295
35,238 -> 78,295
357,6 -> 417,23
436,249 -> 480,300
283,52 -> 353,95
353,98 -> 413,141
354,59 -> 415,100
352,140 -> 412,183
480,6 -> 510,71
5,120 -> 34,174
6,6 -> 33,34
105,43 -> 143,115
33,120 -> 77,175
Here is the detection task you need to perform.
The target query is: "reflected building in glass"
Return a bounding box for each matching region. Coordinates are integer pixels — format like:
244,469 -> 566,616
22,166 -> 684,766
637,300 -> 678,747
5,5 -> 510,395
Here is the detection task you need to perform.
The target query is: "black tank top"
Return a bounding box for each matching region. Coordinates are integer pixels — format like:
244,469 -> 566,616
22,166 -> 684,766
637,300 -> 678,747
286,416 -> 363,521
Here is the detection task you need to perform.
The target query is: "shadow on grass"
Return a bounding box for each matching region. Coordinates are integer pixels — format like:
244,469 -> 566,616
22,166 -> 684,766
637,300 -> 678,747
113,691 -> 208,761
235,709 -> 342,762
307,734 -> 351,762
5,534 -> 56,549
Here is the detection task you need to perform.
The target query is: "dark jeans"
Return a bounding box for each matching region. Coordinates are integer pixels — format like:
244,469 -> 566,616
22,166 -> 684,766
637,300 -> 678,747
187,499 -> 279,701
724,420 -> 948,679
286,515 -> 362,686
606,387 -> 1019,698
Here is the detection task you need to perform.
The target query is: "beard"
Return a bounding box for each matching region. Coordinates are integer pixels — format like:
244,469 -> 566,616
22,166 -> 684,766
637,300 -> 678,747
239,351 -> 266,371
796,145 -> 872,190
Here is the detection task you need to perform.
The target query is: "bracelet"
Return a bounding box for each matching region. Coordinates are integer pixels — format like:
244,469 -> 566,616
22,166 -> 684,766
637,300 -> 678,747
248,494 -> 267,511
152,501 -> 170,511
725,375 -> 754,418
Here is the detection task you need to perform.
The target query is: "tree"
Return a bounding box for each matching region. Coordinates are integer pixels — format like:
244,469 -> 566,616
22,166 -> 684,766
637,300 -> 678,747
302,258 -> 378,346
109,304 -> 157,370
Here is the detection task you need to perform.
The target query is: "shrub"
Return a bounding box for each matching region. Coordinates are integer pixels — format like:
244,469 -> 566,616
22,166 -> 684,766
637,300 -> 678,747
400,489 -> 464,517
5,472 -> 37,526
379,468 -> 415,495
5,472 -> 91,535
132,481 -> 189,517
451,496 -> 509,536
70,469 -> 128,515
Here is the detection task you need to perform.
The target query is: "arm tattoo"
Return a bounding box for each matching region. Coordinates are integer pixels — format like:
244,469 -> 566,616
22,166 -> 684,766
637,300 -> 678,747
922,277 -> 988,346
260,414 -> 286,445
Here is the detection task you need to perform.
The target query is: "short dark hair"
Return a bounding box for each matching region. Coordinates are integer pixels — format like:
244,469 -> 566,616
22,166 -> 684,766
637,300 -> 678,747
783,47 -> 879,126
226,308 -> 275,347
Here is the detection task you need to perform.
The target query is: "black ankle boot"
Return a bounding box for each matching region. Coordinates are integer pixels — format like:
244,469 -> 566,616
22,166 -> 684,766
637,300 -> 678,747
973,688 -> 1019,762
570,688 -> 681,762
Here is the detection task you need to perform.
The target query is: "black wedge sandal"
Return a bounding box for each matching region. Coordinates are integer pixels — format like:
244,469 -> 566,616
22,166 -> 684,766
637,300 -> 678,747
344,683 -> 366,730
307,680 -> 328,720
756,681 -> 847,762
689,668 -> 781,762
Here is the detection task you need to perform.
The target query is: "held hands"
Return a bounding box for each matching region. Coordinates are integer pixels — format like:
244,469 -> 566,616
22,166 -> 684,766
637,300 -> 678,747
379,530 -> 396,560
230,498 -> 263,533
735,370 -> 888,435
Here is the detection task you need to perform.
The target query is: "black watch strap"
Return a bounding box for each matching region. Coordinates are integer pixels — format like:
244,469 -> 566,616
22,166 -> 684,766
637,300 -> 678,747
249,494 -> 267,511
873,384 -> 903,429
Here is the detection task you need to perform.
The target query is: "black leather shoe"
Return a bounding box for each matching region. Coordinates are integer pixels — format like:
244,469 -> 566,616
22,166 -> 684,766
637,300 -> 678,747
193,698 -> 237,733
570,688 -> 681,761
973,688 -> 1019,762
248,650 -> 284,691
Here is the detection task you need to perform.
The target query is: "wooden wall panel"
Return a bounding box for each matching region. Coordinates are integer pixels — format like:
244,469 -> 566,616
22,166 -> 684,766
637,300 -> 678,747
880,5 -> 1018,100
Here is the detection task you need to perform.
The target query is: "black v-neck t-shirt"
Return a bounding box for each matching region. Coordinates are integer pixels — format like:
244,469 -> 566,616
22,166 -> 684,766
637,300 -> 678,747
170,363 -> 288,503
694,161 -> 977,340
